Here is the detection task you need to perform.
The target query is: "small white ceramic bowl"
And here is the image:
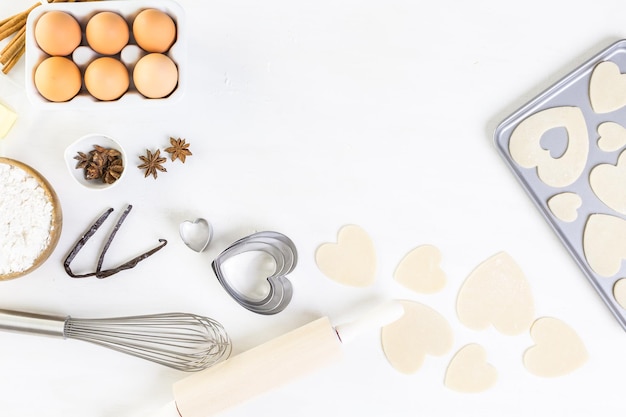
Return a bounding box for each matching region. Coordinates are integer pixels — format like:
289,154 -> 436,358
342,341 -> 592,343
64,133 -> 127,190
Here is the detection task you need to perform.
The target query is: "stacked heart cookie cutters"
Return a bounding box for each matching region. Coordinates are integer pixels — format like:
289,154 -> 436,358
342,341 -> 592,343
495,39 -> 626,330
179,219 -> 297,315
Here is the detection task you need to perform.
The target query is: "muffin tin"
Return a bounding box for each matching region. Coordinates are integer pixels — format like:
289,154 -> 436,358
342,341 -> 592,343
495,39 -> 626,331
24,0 -> 186,109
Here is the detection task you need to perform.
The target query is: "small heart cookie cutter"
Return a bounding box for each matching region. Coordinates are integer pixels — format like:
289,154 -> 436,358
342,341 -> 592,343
179,218 -> 213,253
212,231 -> 297,315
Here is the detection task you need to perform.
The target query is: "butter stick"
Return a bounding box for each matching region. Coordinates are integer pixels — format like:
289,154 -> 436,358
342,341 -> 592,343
0,101 -> 16,138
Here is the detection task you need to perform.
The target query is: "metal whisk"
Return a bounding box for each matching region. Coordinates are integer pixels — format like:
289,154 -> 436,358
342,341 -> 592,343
0,309 -> 232,372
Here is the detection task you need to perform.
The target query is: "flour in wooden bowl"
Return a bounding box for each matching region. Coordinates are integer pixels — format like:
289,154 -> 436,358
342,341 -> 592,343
0,158 -> 62,279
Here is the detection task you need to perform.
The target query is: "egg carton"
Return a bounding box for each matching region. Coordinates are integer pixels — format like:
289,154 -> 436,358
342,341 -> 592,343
24,0 -> 186,109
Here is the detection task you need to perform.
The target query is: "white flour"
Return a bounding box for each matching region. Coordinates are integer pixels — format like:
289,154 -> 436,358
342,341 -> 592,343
0,163 -> 53,274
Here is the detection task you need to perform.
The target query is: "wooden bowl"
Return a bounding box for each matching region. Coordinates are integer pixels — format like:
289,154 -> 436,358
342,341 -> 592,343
0,158 -> 63,280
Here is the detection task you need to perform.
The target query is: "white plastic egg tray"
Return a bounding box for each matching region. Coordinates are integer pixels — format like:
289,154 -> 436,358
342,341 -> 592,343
24,0 -> 186,109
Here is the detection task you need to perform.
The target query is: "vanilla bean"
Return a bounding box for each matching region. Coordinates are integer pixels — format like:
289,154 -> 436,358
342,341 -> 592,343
95,239 -> 167,279
95,205 -> 133,274
64,205 -> 167,279
64,208 -> 114,278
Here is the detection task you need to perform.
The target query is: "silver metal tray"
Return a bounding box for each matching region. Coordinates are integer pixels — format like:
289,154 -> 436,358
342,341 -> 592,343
494,39 -> 626,330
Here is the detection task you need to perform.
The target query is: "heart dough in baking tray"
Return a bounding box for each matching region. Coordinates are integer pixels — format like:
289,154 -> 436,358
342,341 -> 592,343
494,39 -> 626,331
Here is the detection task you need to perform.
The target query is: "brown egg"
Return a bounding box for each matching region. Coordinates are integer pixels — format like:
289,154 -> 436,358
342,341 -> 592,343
133,53 -> 178,99
34,11 -> 82,56
84,57 -> 129,101
34,57 -> 82,102
86,12 -> 129,55
133,9 -> 176,53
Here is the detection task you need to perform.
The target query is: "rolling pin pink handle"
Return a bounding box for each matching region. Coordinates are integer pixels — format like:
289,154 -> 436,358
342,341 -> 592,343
334,301 -> 405,344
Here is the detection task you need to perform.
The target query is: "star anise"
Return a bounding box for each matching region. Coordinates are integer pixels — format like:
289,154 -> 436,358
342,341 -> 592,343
90,151 -> 106,168
85,161 -> 104,180
164,137 -> 192,163
74,145 -> 124,184
103,159 -> 124,184
94,145 -> 122,161
74,151 -> 91,169
138,149 -> 167,179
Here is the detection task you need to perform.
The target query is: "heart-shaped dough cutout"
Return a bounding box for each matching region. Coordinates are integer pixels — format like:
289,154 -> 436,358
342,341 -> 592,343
315,225 -> 376,287
547,192 -> 582,222
523,317 -> 588,377
179,218 -> 213,252
509,106 -> 588,188
589,61 -> 626,114
444,344 -> 497,393
394,245 -> 446,293
613,278 -> 626,309
381,300 -> 453,374
590,150 -> 626,215
456,252 -> 534,335
583,213 -> 626,277
597,121 -> 626,152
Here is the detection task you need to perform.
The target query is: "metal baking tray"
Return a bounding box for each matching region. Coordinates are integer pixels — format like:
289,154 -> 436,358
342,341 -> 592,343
494,39 -> 626,330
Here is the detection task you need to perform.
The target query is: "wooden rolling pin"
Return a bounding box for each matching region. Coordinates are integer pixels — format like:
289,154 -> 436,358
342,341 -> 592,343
148,302 -> 404,417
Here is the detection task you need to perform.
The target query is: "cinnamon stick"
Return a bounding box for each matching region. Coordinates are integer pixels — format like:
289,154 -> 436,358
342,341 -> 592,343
0,2 -> 39,41
2,46 -> 24,74
0,14 -> 28,42
0,27 -> 25,65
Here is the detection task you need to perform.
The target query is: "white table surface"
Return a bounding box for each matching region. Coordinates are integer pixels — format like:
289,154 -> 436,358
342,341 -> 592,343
1,0 -> 625,416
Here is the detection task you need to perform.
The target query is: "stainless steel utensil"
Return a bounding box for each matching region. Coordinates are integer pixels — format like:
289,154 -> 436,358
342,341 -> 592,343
0,309 -> 231,372
212,231 -> 297,315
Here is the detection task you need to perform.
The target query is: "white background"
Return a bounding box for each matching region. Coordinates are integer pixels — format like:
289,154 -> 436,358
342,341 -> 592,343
1,0 -> 625,416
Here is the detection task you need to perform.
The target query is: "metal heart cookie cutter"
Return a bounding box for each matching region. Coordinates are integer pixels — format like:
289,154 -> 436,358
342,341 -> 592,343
212,231 -> 297,315
179,218 -> 213,253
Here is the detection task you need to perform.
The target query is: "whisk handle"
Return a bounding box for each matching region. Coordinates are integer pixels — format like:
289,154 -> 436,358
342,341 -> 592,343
0,309 -> 67,338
